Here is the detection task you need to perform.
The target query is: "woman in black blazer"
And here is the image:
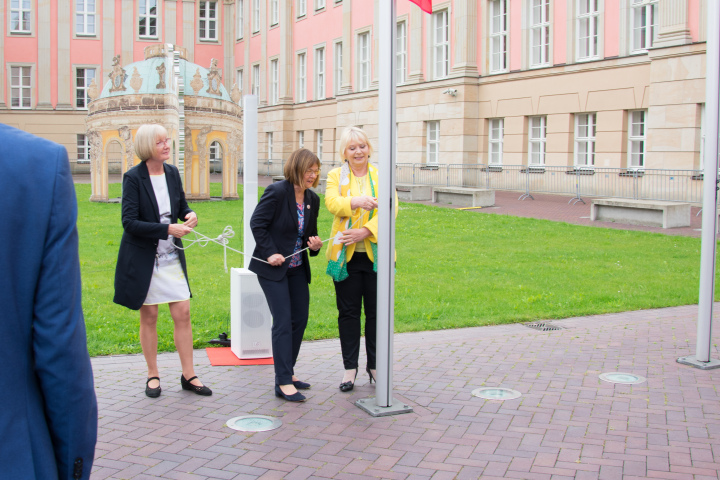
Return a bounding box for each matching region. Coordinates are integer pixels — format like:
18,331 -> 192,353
114,124 -> 211,398
249,148 -> 323,402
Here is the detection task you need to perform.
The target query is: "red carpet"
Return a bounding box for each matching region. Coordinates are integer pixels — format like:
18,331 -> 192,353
205,347 -> 273,366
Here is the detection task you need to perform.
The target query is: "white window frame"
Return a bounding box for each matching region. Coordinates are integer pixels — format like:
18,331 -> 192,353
433,10 -> 449,79
357,31 -> 370,91
316,129 -> 323,159
236,68 -> 243,94
267,132 -> 274,159
314,46 -> 325,100
426,121 -> 440,165
10,0 -> 32,34
574,113 -> 596,168
577,0 -> 599,61
628,110 -> 647,169
334,41 -> 343,95
298,0 -> 307,17
138,0 -> 158,38
316,0 -> 326,10
631,0 -> 658,53
489,0 -> 508,74
270,58 -> 279,105
75,0 -> 97,36
530,0 -> 550,67
489,118 -> 504,165
396,21 -> 407,84
237,0 -> 244,39
209,141 -> 223,162
528,116 -> 547,166
251,63 -> 260,96
296,52 -> 307,102
75,67 -> 96,109
199,0 -> 218,41
298,130 -> 305,148
270,0 -> 278,26
252,0 -> 260,32
77,134 -> 91,163
10,65 -> 32,109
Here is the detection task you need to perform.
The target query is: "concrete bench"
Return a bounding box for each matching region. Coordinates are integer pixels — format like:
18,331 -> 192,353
272,175 -> 326,194
432,187 -> 495,208
590,198 -> 691,228
396,184 -> 432,201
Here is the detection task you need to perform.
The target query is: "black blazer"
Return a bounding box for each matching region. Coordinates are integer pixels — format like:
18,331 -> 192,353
113,161 -> 194,310
249,180 -> 320,282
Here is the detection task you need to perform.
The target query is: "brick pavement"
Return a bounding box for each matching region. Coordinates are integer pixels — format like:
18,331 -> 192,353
91,305 -> 720,479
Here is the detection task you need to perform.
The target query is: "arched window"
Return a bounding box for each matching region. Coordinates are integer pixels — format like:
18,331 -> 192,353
209,141 -> 223,173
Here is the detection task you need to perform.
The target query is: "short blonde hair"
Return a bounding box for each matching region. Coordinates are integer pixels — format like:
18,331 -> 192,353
134,124 -> 169,161
284,148 -> 321,188
338,126 -> 373,163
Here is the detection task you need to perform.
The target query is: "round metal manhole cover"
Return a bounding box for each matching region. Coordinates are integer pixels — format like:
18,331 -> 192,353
599,372 -> 646,385
471,387 -> 522,400
226,415 -> 282,432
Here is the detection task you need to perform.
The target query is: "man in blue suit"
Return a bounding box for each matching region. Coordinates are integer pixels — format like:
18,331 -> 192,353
0,124 -> 98,479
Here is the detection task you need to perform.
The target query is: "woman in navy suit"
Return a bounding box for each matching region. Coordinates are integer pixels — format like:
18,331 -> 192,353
249,148 -> 323,402
114,124 -> 211,398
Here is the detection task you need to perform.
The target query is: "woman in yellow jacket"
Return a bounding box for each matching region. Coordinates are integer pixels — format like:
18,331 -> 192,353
325,126 -> 397,392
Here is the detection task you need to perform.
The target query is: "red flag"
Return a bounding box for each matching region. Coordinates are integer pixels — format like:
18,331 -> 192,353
409,0 -> 432,13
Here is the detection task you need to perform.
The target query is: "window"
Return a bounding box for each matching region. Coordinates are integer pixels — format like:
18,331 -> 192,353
75,68 -> 96,109
209,141 -> 223,173
433,10 -> 449,79
489,118 -> 504,165
530,0 -> 550,67
426,121 -> 439,165
577,0 -> 599,60
252,0 -> 260,32
10,66 -> 32,109
297,52 -> 307,102
10,0 -> 31,33
199,1 -> 218,41
298,130 -> 305,148
270,0 -> 278,26
334,41 -> 343,95
298,0 -> 307,17
528,116 -> 546,165
357,32 -> 370,91
76,0 -> 96,36
270,59 -> 279,105
251,64 -> 260,96
316,129 -> 323,159
631,0 -> 658,53
628,110 -> 646,169
316,0 -> 326,10
267,132 -> 274,159
237,0 -> 244,38
315,47 -> 325,100
574,113 -> 596,167
138,0 -> 158,38
77,134 -> 91,163
489,0 -> 508,73
396,21 -> 407,84
236,68 -> 243,94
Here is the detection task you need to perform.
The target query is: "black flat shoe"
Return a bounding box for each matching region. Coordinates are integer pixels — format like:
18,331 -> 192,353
293,380 -> 311,390
145,377 -> 161,398
366,367 -> 376,384
275,385 -> 306,402
339,368 -> 358,392
181,375 -> 212,396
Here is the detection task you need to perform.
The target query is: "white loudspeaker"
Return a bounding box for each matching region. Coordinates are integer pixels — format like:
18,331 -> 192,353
230,268 -> 273,359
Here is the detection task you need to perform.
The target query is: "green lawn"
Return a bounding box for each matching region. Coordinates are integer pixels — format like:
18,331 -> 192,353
77,183 -> 715,357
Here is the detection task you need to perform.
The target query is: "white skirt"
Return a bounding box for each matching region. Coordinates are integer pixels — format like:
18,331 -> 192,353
143,252 -> 191,305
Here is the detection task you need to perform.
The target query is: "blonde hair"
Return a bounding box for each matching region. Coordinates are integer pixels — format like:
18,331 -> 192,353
338,126 -> 373,163
134,124 -> 169,161
284,148 -> 321,188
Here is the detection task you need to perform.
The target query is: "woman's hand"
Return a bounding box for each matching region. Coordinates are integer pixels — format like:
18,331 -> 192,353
338,227 -> 371,245
307,236 -> 323,251
350,196 -> 378,211
168,223 -> 194,238
183,211 -> 198,229
267,253 -> 285,266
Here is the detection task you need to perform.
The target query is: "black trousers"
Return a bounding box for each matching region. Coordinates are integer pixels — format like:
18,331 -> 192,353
257,266 -> 309,386
334,252 -> 377,371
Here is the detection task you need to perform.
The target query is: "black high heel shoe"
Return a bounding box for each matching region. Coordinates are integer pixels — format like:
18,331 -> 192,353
181,375 -> 213,396
366,367 -> 376,384
145,377 -> 161,398
275,385 -> 307,402
339,368 -> 358,392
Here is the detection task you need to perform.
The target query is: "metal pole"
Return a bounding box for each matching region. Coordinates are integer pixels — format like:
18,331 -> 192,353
355,0 -> 412,417
678,2 -> 720,370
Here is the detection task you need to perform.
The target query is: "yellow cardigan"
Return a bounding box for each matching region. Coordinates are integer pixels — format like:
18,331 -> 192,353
324,163 -> 399,264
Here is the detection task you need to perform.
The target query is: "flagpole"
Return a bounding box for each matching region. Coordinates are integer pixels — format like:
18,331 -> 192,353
355,0 -> 412,417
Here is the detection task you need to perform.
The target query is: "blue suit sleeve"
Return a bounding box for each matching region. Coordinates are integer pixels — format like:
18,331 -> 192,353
32,146 -> 98,480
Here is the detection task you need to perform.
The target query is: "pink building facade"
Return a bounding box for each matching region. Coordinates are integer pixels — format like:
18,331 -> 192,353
0,0 -> 711,177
